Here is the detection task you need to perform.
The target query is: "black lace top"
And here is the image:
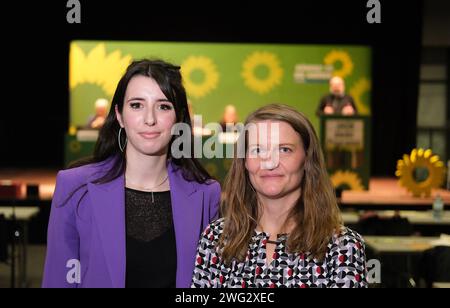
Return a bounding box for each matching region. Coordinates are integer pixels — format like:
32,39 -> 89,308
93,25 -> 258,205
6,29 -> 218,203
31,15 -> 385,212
125,188 -> 176,288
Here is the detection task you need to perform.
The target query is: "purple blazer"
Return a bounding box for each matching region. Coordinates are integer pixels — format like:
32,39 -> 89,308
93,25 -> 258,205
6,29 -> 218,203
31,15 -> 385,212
42,158 -> 220,288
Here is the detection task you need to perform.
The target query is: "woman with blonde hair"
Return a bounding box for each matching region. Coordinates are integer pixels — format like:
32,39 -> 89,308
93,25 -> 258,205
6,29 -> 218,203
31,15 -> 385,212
192,104 -> 367,288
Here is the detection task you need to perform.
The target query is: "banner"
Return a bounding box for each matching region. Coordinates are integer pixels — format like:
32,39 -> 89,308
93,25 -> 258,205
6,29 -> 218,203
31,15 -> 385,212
69,41 -> 372,134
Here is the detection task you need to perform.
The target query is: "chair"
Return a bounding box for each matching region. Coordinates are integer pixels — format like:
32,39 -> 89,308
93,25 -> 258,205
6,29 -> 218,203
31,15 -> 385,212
420,246 -> 450,287
355,214 -> 413,236
355,214 -> 415,287
0,214 -> 7,262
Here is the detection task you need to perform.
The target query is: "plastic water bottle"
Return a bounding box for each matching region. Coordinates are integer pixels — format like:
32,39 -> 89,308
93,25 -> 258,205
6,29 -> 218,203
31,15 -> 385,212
433,194 -> 444,220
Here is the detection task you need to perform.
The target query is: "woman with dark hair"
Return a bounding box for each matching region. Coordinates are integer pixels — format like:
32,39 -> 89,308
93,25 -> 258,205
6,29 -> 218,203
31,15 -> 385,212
43,59 -> 221,288
192,104 -> 367,288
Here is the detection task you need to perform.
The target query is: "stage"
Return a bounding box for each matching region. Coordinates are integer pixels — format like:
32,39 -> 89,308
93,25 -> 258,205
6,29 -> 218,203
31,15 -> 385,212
0,169 -> 56,202
340,178 -> 450,210
0,169 -> 449,210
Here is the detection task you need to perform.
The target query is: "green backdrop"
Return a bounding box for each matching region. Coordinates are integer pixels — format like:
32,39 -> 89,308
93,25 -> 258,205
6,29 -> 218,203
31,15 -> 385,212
68,41 -> 372,185
70,40 -> 372,134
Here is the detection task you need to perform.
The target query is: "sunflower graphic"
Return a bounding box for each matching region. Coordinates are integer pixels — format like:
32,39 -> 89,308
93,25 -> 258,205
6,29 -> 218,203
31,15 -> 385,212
241,51 -> 283,95
70,43 -> 132,97
330,170 -> 365,191
349,78 -> 371,115
396,148 -> 446,197
323,50 -> 354,78
181,56 -> 219,99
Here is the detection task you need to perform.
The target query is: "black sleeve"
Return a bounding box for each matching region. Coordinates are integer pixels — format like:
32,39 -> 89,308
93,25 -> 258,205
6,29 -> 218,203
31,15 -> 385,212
317,95 -> 329,116
346,95 -> 358,114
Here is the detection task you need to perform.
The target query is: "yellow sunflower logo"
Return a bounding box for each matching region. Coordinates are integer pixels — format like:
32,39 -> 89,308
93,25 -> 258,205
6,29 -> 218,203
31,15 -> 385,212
70,43 -> 132,97
241,51 -> 283,95
324,50 -> 354,78
349,78 -> 371,115
396,148 -> 446,197
181,56 -> 219,99
330,170 -> 365,191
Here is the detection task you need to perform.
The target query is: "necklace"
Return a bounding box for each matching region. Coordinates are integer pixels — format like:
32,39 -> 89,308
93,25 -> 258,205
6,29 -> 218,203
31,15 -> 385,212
126,174 -> 169,203
256,223 -> 289,244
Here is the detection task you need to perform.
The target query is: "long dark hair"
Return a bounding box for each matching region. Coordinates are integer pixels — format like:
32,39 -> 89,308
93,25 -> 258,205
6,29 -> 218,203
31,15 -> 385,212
69,59 -> 212,185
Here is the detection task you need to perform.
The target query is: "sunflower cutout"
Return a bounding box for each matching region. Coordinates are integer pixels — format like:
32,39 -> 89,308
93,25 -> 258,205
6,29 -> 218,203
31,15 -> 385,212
330,170 -> 365,191
223,159 -> 232,171
181,56 -> 219,99
69,140 -> 82,153
323,50 -> 354,79
349,78 -> 371,115
204,162 -> 219,178
70,43 -> 132,97
241,51 -> 283,95
396,148 -> 446,197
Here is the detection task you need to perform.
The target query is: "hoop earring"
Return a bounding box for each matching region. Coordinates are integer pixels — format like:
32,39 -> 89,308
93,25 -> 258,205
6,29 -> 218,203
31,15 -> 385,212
118,127 -> 127,152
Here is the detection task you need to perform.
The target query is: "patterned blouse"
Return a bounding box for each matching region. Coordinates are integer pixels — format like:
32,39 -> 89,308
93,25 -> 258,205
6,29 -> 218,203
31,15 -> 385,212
192,218 -> 367,288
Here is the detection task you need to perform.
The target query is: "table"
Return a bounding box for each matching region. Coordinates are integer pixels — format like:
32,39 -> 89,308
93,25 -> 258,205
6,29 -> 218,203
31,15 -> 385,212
340,178 -> 450,211
364,236 -> 440,254
433,282 -> 450,288
341,210 -> 450,226
364,235 -> 442,287
0,207 -> 40,220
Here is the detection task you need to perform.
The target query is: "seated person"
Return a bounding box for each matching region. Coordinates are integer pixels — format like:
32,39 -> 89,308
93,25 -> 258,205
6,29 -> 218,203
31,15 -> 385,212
219,104 -> 239,132
87,98 -> 109,129
317,76 -> 357,116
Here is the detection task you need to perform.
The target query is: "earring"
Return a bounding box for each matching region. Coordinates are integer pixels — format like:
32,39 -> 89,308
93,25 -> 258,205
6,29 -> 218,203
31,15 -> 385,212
118,127 -> 127,152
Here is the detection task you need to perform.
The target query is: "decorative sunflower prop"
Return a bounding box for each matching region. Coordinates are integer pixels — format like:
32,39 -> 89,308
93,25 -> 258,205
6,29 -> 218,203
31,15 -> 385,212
205,162 -> 218,177
396,148 -> 446,197
330,170 -> 365,191
69,140 -> 82,153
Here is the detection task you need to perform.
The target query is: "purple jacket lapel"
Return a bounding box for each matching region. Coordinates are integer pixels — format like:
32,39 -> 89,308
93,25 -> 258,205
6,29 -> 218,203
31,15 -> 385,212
87,161 -> 205,288
167,163 -> 204,288
88,175 -> 126,288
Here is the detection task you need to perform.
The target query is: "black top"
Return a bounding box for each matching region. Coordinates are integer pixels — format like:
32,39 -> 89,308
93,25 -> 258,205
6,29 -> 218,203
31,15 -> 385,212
125,188 -> 177,288
317,94 -> 358,115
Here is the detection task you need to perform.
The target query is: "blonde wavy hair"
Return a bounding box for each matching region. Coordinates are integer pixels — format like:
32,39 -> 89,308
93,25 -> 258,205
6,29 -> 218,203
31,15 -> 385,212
219,104 -> 341,264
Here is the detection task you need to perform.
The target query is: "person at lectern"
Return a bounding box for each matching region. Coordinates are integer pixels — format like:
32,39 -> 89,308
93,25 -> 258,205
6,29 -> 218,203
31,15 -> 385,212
317,76 -> 358,116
